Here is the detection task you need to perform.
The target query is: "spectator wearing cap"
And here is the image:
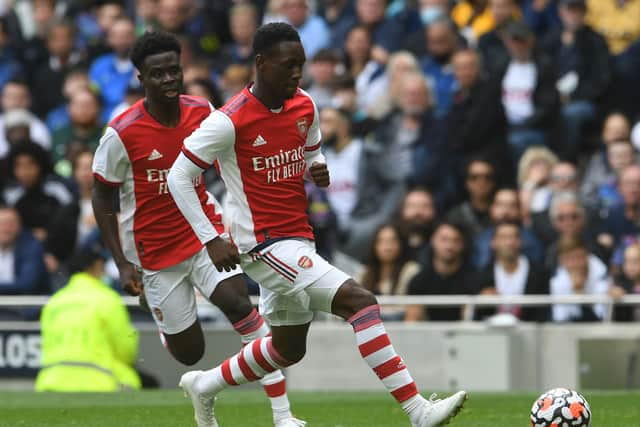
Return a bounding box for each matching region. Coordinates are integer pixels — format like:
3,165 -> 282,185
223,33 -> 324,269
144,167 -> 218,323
31,19 -> 87,119
478,0 -> 522,72
497,20 -> 559,163
88,16 -> 137,121
305,49 -> 343,111
447,49 -> 509,182
2,141 -> 72,242
51,90 -> 103,177
320,106 -> 406,262
283,0 -> 330,58
0,204 -> 49,297
36,245 -> 141,391
540,0 -> 610,162
0,79 -> 51,159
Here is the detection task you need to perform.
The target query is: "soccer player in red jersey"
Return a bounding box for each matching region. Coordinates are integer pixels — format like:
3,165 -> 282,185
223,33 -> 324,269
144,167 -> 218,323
168,23 -> 467,427
91,31 -> 304,427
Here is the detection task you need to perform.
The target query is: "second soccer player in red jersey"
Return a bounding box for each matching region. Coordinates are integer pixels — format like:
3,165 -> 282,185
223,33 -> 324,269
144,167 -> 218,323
91,31 -> 304,427
169,23 -> 467,427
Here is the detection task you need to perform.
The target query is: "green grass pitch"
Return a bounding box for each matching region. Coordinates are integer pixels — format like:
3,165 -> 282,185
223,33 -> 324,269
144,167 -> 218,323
1,390 -> 639,426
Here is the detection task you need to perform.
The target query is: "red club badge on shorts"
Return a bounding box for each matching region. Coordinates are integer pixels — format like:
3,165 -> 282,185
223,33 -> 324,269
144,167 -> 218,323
298,256 -> 313,269
153,307 -> 164,321
296,118 -> 308,135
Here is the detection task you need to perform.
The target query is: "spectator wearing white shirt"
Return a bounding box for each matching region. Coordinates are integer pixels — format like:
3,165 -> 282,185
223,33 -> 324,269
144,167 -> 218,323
474,221 -> 550,322
497,20 -> 558,164
550,236 -> 608,322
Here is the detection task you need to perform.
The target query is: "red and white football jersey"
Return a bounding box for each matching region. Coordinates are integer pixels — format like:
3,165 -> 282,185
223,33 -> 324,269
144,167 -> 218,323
180,86 -> 321,252
92,95 -> 223,270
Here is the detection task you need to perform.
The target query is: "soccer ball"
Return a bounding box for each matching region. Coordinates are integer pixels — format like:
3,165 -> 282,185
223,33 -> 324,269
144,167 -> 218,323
530,388 -> 591,427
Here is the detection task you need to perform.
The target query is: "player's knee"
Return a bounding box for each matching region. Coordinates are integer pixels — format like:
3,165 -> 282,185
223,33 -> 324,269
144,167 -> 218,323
212,278 -> 253,324
166,335 -> 205,366
273,340 -> 306,365
173,346 -> 205,366
332,280 -> 378,320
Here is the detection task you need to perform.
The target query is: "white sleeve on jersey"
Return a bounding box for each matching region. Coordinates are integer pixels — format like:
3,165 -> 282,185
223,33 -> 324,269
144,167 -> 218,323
168,110 -> 234,245
182,109 -> 235,167
92,127 -> 129,184
167,154 -> 220,244
303,97 -> 326,179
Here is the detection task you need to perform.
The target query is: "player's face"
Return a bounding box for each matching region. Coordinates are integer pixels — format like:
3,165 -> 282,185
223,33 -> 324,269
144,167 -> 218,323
258,41 -> 306,100
140,51 -> 183,102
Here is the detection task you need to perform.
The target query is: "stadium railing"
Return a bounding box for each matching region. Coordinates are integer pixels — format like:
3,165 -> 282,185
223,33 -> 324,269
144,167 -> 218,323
2,294 -> 640,322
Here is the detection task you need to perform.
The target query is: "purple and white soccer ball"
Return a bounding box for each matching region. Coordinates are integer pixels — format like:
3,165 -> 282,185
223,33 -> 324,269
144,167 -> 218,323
530,388 -> 591,427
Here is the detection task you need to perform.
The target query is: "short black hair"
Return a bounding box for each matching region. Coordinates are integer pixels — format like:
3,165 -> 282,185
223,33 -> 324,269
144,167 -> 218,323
252,22 -> 301,56
130,30 -> 182,71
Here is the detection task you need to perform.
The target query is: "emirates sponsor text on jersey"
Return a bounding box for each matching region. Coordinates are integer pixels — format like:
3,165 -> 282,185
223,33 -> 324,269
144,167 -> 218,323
251,146 -> 306,183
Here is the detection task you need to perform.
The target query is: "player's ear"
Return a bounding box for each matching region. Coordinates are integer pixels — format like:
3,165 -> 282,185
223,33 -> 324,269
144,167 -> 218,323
255,53 -> 265,70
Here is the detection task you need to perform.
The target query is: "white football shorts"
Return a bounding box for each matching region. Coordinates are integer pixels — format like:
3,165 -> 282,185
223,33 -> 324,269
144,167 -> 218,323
142,247 -> 242,334
241,238 -> 351,326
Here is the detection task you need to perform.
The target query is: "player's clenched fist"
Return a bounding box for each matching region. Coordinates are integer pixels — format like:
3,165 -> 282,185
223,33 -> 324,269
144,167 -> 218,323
309,162 -> 330,187
206,236 -> 240,272
118,262 -> 143,296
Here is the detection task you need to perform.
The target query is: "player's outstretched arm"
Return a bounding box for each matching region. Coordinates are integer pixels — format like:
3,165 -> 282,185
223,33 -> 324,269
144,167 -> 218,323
167,154 -> 239,272
91,180 -> 142,295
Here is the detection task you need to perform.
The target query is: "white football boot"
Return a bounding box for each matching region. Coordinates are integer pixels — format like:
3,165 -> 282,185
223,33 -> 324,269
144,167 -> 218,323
179,370 -> 218,427
274,417 -> 307,427
412,391 -> 467,427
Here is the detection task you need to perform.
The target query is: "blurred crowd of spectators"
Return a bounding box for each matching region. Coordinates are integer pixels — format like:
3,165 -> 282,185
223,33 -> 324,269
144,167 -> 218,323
2,0 -> 640,323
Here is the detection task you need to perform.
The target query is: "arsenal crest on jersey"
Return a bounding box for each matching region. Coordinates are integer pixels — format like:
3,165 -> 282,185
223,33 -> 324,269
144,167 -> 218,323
298,255 -> 313,269
296,118 -> 308,135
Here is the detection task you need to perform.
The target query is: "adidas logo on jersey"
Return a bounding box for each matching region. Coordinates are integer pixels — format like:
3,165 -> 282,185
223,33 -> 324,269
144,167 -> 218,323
148,149 -> 163,160
252,135 -> 267,147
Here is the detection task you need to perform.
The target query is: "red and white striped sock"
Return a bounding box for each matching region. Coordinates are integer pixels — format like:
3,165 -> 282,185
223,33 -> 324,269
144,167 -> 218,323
349,305 -> 424,421
196,336 -> 294,396
233,309 -> 292,422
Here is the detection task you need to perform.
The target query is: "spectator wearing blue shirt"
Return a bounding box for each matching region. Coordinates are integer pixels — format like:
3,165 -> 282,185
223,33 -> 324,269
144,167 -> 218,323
0,204 -> 49,295
472,188 -> 544,270
89,17 -> 137,121
420,18 -> 460,117
522,0 -> 561,36
283,0 -> 330,58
